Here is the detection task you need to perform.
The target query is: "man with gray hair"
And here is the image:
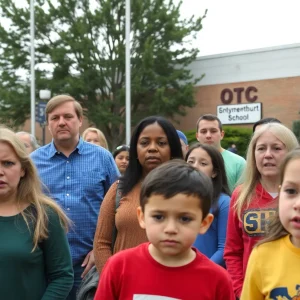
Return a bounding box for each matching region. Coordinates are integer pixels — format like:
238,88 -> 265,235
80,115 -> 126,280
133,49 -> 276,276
16,131 -> 40,154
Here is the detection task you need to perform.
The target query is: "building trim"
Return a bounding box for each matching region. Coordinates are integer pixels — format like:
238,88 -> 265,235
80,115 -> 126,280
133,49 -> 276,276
189,43 -> 300,86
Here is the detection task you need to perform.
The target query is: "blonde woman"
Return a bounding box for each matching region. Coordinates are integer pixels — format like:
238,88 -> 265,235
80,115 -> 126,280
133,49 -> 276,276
82,127 -> 108,149
241,148 -> 300,299
0,127 -> 73,299
224,123 -> 299,299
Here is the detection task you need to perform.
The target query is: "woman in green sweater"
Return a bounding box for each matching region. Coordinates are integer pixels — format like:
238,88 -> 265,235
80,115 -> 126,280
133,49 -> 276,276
0,127 -> 73,300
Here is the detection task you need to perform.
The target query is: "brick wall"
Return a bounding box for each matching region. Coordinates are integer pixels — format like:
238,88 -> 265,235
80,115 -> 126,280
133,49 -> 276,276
21,76 -> 300,144
175,76 -> 300,132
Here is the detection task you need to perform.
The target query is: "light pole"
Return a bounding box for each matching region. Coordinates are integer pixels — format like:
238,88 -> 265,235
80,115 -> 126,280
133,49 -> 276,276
125,0 -> 131,145
30,0 -> 35,136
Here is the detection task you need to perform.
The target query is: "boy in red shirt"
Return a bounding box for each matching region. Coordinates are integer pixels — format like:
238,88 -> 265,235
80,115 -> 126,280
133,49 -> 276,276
95,160 -> 235,300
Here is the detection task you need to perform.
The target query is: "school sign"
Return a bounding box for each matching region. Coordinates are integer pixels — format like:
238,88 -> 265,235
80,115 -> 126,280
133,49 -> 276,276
217,103 -> 262,125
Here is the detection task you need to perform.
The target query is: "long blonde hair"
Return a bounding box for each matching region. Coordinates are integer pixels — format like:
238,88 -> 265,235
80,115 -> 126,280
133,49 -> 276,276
234,123 -> 299,219
0,127 -> 70,251
82,127 -> 109,150
257,147 -> 300,246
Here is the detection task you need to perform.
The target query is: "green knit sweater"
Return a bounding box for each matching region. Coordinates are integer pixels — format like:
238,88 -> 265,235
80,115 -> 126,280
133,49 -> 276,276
0,205 -> 73,299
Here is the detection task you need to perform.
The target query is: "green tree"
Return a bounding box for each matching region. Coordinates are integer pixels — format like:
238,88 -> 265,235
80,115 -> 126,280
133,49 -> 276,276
0,0 -> 206,148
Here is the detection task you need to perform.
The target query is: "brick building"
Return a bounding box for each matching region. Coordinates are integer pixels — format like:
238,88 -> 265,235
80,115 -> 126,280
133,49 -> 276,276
24,43 -> 300,144
177,43 -> 300,131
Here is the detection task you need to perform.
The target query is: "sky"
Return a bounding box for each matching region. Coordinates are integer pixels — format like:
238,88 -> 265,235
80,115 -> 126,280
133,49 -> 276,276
2,0 -> 300,58
179,0 -> 300,56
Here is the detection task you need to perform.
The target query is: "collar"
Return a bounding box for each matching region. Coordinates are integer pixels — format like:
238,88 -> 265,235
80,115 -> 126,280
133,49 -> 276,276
48,137 -> 84,158
256,182 -> 278,200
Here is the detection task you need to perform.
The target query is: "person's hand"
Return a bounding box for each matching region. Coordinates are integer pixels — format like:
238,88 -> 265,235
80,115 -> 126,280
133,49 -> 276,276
81,250 -> 95,278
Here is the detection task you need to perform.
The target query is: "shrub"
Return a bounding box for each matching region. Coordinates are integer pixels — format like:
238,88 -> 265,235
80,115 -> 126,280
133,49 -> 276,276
292,120 -> 300,143
184,126 -> 253,158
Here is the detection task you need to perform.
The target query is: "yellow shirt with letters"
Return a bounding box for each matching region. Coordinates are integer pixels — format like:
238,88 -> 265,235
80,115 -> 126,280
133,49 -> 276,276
241,235 -> 300,300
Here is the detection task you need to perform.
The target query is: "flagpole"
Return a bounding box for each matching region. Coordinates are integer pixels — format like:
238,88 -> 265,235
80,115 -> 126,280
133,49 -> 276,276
30,0 -> 36,135
125,0 -> 131,145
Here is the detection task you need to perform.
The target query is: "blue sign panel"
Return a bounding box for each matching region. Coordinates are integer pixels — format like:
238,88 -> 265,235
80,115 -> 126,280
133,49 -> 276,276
35,102 -> 47,124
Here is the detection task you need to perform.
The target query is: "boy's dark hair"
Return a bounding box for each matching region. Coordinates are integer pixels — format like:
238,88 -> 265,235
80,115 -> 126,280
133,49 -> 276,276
185,143 -> 230,216
196,114 -> 223,132
252,117 -> 281,132
140,160 -> 213,218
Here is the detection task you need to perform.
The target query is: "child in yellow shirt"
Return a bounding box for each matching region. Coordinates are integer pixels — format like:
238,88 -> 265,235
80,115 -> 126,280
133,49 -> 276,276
241,147 -> 300,300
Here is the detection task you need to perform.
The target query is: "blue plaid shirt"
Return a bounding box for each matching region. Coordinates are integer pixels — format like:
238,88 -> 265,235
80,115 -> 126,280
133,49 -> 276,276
31,138 -> 119,265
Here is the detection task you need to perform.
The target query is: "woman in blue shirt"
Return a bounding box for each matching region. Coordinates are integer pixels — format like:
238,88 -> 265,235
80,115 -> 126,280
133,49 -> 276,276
186,143 -> 230,267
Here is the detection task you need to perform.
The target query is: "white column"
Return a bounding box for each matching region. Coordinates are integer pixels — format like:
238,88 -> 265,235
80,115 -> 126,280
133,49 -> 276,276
125,0 -> 131,145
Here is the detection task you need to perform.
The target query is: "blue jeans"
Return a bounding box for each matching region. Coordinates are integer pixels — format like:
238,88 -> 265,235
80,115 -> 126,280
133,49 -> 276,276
67,263 -> 84,300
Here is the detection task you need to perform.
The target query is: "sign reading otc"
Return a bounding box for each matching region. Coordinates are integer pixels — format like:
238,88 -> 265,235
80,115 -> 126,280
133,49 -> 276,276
217,103 -> 262,125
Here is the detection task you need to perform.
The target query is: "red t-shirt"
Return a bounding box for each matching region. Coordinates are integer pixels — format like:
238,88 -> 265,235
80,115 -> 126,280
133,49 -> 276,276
95,242 -> 235,300
224,183 -> 278,297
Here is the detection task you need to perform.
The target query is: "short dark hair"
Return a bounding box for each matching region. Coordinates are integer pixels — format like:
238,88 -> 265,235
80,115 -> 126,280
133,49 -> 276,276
185,143 -> 230,215
113,145 -> 130,159
196,114 -> 223,132
252,117 -> 281,132
140,160 -> 213,219
120,116 -> 183,196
